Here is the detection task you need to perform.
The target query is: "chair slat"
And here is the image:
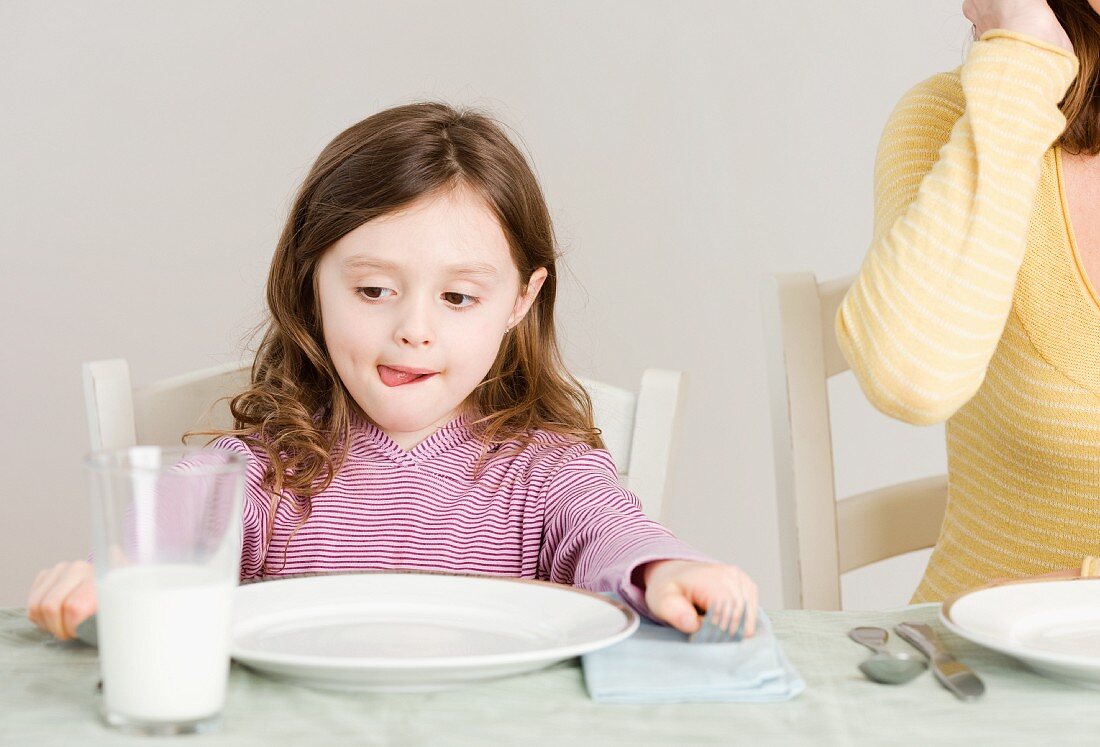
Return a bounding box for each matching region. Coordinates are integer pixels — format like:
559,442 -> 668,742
837,475 -> 949,573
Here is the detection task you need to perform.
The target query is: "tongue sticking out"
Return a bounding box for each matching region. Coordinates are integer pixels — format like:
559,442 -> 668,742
378,366 -> 434,387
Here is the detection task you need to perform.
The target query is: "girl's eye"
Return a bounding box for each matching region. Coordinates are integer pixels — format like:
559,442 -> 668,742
442,292 -> 478,309
357,287 -> 394,301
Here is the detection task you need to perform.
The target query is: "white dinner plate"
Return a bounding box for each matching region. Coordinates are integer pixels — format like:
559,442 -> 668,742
230,571 -> 638,692
941,578 -> 1100,688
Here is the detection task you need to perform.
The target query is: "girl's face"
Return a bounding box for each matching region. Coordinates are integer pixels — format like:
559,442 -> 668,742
315,186 -> 547,450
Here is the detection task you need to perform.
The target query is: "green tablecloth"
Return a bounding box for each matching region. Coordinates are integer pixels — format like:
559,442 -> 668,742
3,603 -> 1097,746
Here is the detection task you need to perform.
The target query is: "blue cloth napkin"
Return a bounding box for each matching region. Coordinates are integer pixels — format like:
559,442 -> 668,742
582,603 -> 805,703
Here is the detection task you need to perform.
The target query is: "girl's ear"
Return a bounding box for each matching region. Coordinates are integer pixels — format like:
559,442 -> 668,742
507,267 -> 548,329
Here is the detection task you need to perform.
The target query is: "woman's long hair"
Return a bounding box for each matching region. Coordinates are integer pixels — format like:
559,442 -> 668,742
1053,0 -> 1100,154
200,103 -> 602,561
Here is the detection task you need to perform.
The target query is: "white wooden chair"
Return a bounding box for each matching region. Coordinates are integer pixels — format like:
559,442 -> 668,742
578,370 -> 684,521
82,360 -> 683,521
761,273 -> 948,610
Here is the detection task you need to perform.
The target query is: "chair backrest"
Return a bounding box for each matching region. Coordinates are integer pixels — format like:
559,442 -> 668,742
82,360 -> 683,521
577,369 -> 684,521
83,359 -> 252,451
761,273 -> 948,610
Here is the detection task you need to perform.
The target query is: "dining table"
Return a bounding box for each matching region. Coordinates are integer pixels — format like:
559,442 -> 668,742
3,601 -> 1096,746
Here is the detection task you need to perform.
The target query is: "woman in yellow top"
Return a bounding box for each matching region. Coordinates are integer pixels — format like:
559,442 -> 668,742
837,0 -> 1100,602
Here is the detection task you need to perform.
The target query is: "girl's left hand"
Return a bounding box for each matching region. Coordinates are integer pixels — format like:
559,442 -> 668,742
640,559 -> 759,637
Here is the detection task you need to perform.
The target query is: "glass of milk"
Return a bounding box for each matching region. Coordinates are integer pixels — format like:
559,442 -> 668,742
86,445 -> 246,735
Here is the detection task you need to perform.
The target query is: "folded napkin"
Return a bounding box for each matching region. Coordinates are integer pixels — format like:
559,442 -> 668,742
582,603 -> 805,703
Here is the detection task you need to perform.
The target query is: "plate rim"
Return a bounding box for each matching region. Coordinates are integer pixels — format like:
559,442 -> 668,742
231,569 -> 640,671
940,576 -> 1100,669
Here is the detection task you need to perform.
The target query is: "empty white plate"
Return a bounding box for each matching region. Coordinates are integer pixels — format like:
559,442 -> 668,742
231,572 -> 638,691
941,578 -> 1100,688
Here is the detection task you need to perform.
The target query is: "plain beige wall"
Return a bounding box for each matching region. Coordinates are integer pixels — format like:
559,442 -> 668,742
0,0 -> 968,608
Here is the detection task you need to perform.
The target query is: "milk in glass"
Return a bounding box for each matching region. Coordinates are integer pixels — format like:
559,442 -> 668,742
97,565 -> 236,721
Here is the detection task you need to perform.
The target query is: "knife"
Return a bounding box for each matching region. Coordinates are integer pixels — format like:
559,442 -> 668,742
895,622 -> 984,701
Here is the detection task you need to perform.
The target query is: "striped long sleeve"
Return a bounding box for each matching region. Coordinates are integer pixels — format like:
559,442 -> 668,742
835,30 -> 1100,602
837,31 -> 1079,425
539,449 -> 711,614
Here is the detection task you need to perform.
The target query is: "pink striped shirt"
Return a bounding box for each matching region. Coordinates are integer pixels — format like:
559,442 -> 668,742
211,415 -> 709,618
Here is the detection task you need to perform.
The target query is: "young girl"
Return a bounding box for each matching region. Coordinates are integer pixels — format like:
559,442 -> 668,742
28,102 -> 758,641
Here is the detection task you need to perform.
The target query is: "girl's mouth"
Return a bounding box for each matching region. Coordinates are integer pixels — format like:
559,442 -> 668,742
377,365 -> 438,387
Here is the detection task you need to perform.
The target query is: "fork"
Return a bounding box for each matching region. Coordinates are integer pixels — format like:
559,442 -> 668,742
688,598 -> 747,644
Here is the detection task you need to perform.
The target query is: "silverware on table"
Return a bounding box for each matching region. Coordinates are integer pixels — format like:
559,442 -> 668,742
847,626 -> 927,684
689,599 -> 746,644
895,622 -> 985,701
75,615 -> 97,647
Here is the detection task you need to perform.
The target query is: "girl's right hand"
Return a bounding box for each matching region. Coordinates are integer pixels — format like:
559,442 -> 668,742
963,0 -> 1073,53
26,560 -> 96,640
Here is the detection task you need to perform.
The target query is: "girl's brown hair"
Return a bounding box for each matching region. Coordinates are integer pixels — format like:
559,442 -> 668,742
1052,0 -> 1100,154
204,102 -> 602,555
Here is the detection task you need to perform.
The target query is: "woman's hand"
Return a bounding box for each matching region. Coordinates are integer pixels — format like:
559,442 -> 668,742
964,0 -> 1073,53
640,559 -> 759,638
26,560 -> 96,640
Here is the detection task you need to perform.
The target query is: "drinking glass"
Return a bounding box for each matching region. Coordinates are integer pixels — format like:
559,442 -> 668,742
86,445 -> 246,735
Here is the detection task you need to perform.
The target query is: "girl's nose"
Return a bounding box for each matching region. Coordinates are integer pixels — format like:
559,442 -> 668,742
394,304 -> 434,347
399,330 -> 432,347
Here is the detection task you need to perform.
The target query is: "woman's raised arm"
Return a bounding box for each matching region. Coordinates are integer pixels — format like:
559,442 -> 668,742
837,27 -> 1077,425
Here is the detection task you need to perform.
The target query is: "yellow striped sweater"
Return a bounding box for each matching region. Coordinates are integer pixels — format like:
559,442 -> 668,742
837,30 -> 1100,603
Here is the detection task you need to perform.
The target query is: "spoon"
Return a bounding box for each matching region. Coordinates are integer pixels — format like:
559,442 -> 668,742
848,626 -> 927,685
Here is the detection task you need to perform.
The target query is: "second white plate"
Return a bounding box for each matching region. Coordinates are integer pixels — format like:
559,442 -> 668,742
231,571 -> 638,692
941,578 -> 1100,688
